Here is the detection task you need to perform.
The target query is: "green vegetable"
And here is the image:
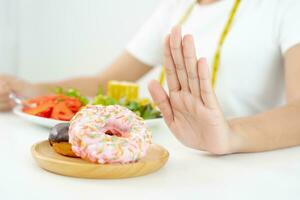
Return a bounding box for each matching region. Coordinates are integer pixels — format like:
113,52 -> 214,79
52,86 -> 161,119
79,96 -> 89,105
53,86 -> 64,94
92,92 -> 161,120
141,104 -> 161,119
126,101 -> 139,111
53,87 -> 89,105
97,85 -> 104,95
66,88 -> 80,97
92,94 -> 118,106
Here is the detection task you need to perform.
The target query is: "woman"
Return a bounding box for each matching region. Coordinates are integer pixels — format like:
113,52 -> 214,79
1,0 -> 300,154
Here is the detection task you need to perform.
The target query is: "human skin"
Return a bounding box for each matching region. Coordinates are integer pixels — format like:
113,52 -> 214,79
148,26 -> 300,154
0,52 -> 152,110
2,0 -> 300,155
0,0 -> 219,111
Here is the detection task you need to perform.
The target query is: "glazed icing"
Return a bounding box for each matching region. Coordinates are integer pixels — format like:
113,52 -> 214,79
68,105 -> 152,164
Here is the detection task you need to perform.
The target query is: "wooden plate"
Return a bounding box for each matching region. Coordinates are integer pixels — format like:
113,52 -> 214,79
31,140 -> 169,179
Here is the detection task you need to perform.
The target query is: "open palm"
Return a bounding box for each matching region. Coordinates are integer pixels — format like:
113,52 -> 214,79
148,27 -> 237,154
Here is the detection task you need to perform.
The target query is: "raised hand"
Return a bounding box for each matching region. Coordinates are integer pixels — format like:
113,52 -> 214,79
148,26 -> 239,154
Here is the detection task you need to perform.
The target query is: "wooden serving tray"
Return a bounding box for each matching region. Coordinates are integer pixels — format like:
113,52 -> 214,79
31,140 -> 169,179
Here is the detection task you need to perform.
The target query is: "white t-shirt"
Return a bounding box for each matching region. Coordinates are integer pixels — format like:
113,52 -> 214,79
127,0 -> 300,118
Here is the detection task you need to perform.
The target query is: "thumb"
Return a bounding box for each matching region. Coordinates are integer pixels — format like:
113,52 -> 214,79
148,80 -> 174,126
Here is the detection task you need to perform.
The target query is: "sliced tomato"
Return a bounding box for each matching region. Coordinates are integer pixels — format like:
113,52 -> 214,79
23,94 -> 83,121
64,98 -> 82,112
25,95 -> 55,105
23,101 -> 54,118
51,102 -> 75,121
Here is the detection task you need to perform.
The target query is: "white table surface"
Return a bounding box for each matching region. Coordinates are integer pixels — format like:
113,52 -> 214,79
1,112 -> 300,200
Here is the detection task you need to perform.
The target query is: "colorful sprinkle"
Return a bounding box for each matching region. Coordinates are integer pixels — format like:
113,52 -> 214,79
69,105 -> 152,164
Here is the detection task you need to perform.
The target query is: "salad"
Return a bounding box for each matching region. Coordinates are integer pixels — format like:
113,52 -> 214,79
93,81 -> 161,120
92,94 -> 161,120
23,82 -> 161,121
22,88 -> 87,121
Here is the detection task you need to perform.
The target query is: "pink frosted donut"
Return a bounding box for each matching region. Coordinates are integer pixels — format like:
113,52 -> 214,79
68,105 -> 152,164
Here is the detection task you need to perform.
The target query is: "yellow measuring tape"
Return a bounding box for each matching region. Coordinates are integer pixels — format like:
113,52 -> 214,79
159,0 -> 241,89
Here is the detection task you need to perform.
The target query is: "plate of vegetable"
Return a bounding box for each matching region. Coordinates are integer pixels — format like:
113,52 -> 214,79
13,88 -> 88,127
14,85 -> 163,129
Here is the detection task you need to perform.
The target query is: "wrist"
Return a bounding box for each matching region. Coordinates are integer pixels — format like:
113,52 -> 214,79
227,119 -> 245,154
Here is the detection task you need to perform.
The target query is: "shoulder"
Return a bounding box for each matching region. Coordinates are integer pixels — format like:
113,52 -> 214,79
241,0 -> 300,22
252,0 -> 300,6
275,0 -> 300,14
242,0 -> 300,11
272,0 -> 300,24
276,0 -> 300,7
258,0 -> 300,13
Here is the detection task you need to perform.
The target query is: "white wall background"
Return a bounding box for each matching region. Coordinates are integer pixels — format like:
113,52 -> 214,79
0,0 -> 18,74
0,0 -> 160,84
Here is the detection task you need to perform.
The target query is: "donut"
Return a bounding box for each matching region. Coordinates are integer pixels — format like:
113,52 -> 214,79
49,123 -> 78,158
68,105 -> 152,164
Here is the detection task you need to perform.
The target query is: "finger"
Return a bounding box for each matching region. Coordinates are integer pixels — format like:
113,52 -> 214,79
164,34 -> 180,92
182,35 -> 201,98
170,26 -> 189,91
198,58 -> 218,109
148,80 -> 174,126
0,81 -> 10,96
0,96 -> 10,103
0,82 -> 11,103
0,100 -> 14,111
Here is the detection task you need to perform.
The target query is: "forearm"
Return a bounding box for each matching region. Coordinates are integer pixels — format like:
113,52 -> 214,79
32,51 -> 151,96
230,100 -> 300,153
33,76 -> 101,96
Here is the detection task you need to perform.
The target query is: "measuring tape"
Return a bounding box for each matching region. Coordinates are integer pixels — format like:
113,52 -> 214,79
159,0 -> 241,89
